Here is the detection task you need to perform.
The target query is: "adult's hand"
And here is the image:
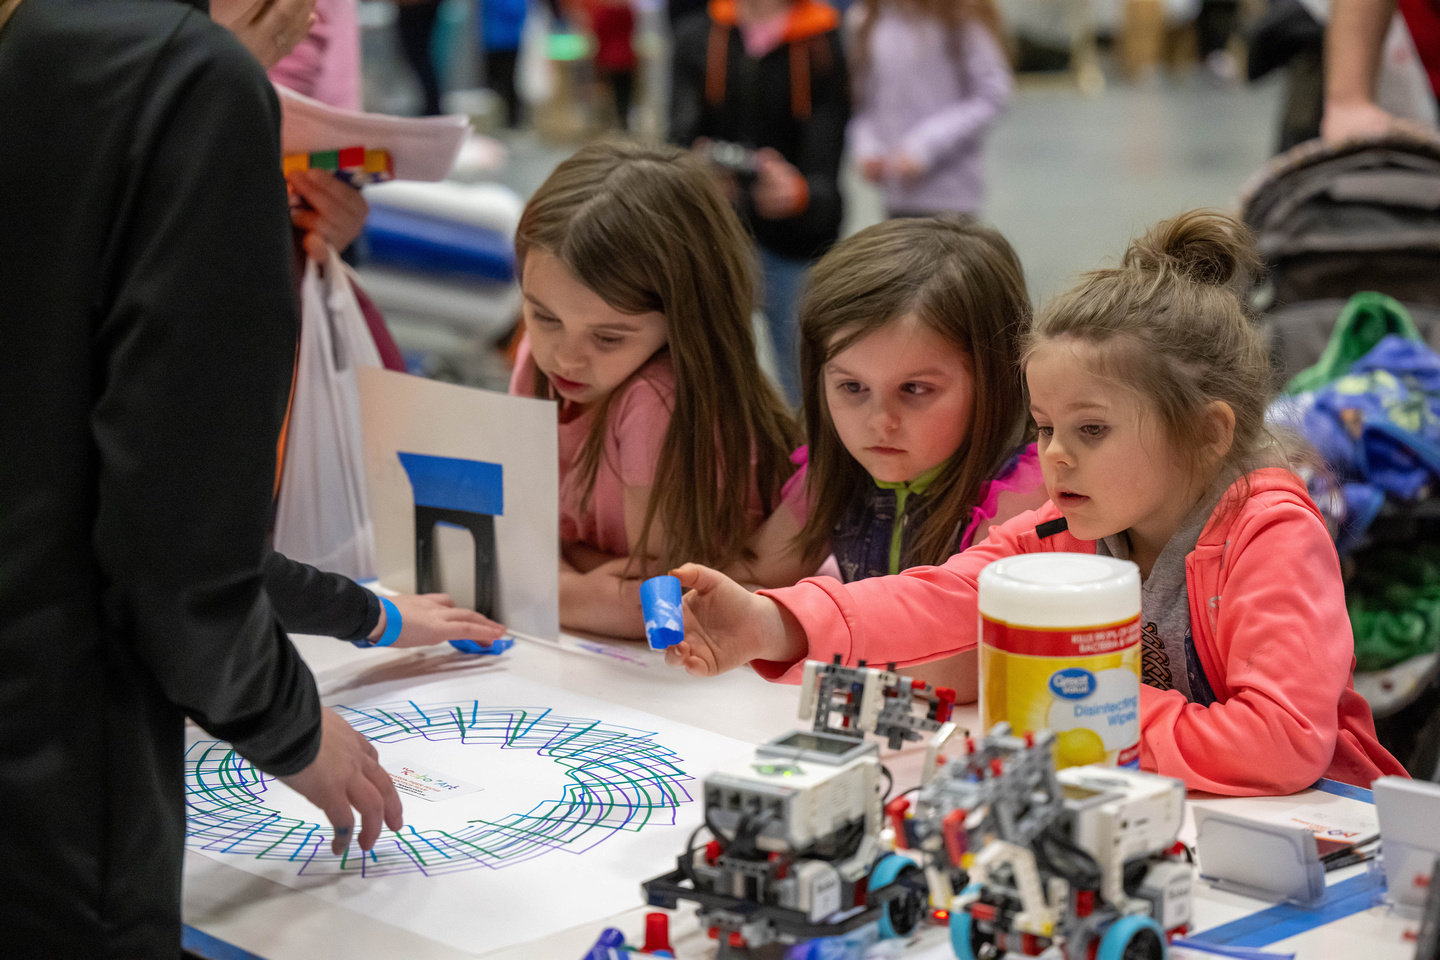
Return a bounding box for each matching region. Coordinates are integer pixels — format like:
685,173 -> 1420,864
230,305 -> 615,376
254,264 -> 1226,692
1321,100 -> 1395,144
374,593 -> 508,649
1321,0 -> 1397,144
752,148 -> 808,220
288,169 -> 370,261
662,563 -> 807,676
212,0 -> 318,69
281,707 -> 403,854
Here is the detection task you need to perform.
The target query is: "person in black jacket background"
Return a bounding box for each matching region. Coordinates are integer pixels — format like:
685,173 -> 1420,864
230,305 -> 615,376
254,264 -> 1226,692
671,0 -> 849,406
0,1 -> 403,954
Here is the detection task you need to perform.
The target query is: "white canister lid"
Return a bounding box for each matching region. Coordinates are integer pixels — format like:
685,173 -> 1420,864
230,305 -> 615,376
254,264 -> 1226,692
978,552 -> 1140,629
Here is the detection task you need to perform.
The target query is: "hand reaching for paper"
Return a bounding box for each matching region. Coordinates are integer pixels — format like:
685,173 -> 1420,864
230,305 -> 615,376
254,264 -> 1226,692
372,593 -> 508,649
662,563 -> 808,676
281,707 -> 404,855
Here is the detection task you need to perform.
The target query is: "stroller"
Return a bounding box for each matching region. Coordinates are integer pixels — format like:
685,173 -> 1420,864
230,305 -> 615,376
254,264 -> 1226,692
1241,130 -> 1440,780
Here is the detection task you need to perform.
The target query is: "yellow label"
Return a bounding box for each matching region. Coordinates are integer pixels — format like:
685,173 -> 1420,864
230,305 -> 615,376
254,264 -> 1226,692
980,615 -> 1142,768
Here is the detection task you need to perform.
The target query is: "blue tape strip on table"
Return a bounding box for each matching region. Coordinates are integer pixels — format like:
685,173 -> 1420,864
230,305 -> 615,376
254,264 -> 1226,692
363,205 -> 515,282
1309,778 -> 1375,803
1170,938 -> 1294,959
398,452 -> 503,516
1185,873 -> 1380,949
182,925 -> 267,960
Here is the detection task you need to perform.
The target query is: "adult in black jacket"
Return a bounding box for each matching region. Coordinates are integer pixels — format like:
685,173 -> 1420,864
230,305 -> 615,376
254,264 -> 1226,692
0,1 -> 402,954
671,0 -> 849,406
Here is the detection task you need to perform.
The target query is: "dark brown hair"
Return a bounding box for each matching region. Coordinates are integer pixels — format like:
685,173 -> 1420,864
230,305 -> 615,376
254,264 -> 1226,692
797,216 -> 1032,567
515,141 -> 799,573
1025,209 -> 1298,497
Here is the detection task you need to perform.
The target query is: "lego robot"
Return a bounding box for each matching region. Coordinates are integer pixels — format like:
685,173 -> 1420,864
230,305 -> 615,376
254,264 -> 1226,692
892,724 -> 1192,960
642,658 -> 962,959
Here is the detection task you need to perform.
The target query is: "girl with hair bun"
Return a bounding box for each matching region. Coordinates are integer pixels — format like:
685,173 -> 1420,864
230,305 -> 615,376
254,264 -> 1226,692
664,209 -> 1406,796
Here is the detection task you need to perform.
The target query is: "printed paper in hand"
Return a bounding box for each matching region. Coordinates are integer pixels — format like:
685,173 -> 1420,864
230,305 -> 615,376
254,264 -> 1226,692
277,84 -> 469,182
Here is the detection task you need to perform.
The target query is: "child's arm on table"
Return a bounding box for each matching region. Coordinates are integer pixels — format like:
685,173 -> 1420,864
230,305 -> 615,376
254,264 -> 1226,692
557,486 -> 659,640
1139,504 -> 1358,796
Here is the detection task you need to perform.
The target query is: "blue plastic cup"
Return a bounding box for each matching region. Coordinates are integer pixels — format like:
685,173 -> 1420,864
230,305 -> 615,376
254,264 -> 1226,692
640,575 -> 684,650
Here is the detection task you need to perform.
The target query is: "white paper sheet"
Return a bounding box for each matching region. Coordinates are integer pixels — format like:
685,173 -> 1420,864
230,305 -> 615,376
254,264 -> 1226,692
359,367 -> 560,643
185,671 -> 751,956
278,85 -> 470,182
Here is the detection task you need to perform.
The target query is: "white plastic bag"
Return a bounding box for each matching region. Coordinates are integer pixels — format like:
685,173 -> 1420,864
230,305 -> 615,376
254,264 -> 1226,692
273,247 -> 382,580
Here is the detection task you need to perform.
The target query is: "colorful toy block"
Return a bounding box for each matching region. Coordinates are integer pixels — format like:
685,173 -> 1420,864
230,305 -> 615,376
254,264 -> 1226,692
281,146 -> 395,188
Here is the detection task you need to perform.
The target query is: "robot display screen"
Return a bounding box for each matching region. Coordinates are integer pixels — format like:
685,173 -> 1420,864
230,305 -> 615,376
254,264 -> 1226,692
775,732 -> 857,755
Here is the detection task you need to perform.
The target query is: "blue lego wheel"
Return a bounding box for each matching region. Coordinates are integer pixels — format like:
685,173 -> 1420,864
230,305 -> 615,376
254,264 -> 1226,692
1097,914 -> 1166,960
949,884 -> 988,960
871,854 -> 926,940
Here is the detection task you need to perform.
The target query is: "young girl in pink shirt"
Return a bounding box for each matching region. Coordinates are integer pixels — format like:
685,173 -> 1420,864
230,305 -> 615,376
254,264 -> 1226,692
667,210 -> 1405,796
728,217 -> 1046,700
510,141 -> 798,639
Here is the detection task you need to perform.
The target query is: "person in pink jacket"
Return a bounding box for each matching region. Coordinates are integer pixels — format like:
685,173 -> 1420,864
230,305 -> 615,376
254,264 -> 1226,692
663,209 -> 1406,796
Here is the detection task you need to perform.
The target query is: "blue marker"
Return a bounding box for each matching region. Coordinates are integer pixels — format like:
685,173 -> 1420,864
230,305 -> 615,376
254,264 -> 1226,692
640,575 -> 684,650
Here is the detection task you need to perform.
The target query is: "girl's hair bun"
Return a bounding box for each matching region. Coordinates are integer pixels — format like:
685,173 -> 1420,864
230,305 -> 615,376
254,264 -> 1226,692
1122,209 -> 1261,287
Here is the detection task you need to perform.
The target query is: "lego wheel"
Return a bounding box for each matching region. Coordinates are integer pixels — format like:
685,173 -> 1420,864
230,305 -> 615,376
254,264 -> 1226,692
872,854 -> 926,939
950,884 -> 993,960
1097,914 -> 1166,960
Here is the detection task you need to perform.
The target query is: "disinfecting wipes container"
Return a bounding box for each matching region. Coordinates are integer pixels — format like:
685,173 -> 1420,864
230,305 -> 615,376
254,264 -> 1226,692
978,553 -> 1142,769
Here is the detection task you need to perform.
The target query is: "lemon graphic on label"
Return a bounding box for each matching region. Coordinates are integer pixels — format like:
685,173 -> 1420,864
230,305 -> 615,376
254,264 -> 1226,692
1054,727 -> 1106,768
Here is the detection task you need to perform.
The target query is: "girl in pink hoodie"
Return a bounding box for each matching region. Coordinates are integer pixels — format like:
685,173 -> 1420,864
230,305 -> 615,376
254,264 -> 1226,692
664,209 -> 1406,796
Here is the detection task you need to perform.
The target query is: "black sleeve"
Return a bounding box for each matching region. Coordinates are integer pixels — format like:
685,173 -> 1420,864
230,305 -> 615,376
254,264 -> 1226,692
767,32 -> 850,252
264,548 -> 380,641
668,13 -> 710,147
90,19 -> 322,777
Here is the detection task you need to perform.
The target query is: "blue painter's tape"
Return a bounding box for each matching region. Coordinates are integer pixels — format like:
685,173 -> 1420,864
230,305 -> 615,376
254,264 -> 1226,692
1186,873 -> 1379,949
1309,778 -> 1374,803
397,452 -> 503,516
1169,937 -> 1293,959
182,925 -> 268,960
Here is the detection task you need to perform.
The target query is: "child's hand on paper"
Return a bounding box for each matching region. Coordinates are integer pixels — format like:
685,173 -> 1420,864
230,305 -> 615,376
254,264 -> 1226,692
288,169 -> 370,261
281,707 -> 403,854
372,593 -> 507,649
663,564 -> 807,676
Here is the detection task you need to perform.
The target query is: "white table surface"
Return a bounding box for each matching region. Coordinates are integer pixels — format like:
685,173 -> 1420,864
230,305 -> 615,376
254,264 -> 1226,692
182,633 -> 1429,960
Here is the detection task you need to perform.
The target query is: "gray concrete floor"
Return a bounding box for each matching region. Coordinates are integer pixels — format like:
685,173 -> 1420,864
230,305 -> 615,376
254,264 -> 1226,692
489,71 -> 1285,306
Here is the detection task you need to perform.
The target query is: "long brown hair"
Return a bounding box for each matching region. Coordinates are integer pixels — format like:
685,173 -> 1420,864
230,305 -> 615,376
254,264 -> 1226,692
797,216 -> 1032,567
1025,210 -> 1304,502
850,0 -> 1006,92
515,141 -> 799,573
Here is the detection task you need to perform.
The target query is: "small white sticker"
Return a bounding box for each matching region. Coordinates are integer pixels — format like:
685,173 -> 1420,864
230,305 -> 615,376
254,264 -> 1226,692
388,762 -> 484,803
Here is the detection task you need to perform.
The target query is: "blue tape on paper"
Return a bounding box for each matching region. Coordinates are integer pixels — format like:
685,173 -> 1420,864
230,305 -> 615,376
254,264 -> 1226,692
1186,873 -> 1380,949
1170,938 -> 1294,959
182,925 -> 268,960
398,452 -> 503,516
1309,778 -> 1375,804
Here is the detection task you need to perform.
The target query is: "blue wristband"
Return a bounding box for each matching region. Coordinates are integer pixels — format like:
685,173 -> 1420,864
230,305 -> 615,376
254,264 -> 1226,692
375,596 -> 402,647
351,596 -> 402,649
